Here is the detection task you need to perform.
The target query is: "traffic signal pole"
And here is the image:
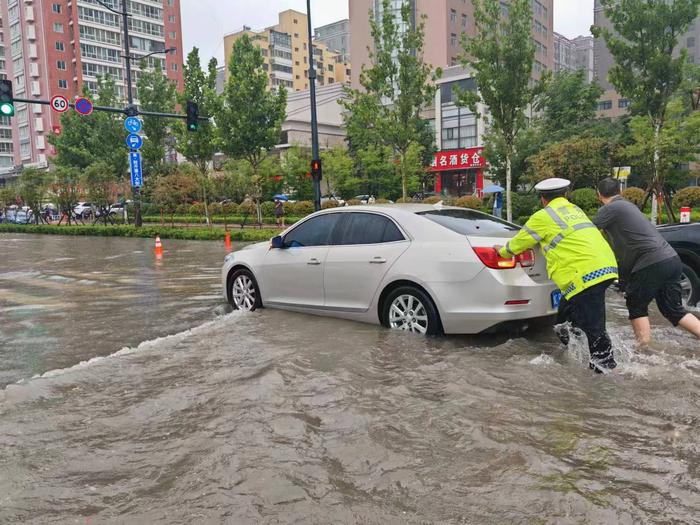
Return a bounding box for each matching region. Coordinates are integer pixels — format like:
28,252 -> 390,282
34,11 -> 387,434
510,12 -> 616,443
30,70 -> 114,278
306,0 -> 322,212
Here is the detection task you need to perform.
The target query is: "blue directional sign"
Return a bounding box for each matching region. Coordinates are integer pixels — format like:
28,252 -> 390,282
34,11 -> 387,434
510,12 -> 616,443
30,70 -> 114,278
130,152 -> 143,188
126,133 -> 143,150
124,117 -> 142,133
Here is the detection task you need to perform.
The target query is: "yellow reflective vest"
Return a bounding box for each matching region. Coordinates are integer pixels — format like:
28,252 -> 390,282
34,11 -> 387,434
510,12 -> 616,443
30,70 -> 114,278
498,197 -> 618,300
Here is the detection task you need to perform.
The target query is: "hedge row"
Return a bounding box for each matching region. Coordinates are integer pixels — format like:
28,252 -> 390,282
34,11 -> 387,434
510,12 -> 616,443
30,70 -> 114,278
141,215 -> 303,226
0,224 -> 280,242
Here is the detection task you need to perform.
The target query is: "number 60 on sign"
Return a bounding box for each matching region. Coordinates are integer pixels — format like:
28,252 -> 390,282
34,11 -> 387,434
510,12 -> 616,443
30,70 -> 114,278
50,95 -> 69,113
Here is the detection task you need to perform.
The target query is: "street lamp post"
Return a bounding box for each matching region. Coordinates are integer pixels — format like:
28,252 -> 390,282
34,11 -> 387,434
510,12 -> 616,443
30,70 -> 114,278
306,0 -> 322,212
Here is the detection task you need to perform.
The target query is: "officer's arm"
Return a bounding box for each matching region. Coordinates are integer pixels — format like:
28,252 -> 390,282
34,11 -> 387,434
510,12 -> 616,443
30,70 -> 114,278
497,214 -> 545,258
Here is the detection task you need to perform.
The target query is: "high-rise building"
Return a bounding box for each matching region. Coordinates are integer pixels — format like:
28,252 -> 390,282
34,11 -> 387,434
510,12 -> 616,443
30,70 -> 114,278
0,0 -> 184,171
349,0 -> 555,87
594,0 -> 699,91
223,10 -> 352,93
554,33 -> 594,83
315,19 -> 351,64
0,9 -> 15,175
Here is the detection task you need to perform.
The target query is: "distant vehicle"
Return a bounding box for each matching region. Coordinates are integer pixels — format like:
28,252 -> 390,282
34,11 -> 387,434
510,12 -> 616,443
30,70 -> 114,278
353,195 -> 375,204
412,191 -> 438,202
73,202 -> 94,220
321,194 -> 346,207
96,203 -> 125,218
5,209 -> 33,224
658,223 -> 700,307
222,204 -> 557,335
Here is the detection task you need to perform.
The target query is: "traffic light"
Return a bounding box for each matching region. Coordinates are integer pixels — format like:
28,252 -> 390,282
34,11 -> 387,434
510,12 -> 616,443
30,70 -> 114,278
0,80 -> 14,117
186,101 -> 198,132
311,158 -> 322,180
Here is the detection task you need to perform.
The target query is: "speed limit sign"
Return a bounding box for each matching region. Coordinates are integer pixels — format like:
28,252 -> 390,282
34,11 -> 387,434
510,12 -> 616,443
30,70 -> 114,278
50,95 -> 69,113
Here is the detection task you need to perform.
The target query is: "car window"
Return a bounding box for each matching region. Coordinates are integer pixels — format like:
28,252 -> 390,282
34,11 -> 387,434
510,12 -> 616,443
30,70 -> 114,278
284,214 -> 341,247
418,209 -> 519,236
337,212 -> 405,245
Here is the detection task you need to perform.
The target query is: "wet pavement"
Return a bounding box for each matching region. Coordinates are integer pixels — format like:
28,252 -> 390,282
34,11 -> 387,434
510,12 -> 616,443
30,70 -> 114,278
1,233 -> 699,524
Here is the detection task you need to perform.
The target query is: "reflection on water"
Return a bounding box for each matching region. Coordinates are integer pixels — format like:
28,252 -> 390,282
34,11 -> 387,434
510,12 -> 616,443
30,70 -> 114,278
1,234 -> 699,523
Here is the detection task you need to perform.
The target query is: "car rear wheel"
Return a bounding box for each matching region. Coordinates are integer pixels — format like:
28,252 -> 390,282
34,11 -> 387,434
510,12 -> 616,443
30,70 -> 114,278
228,269 -> 262,312
383,286 -> 441,336
680,263 -> 699,308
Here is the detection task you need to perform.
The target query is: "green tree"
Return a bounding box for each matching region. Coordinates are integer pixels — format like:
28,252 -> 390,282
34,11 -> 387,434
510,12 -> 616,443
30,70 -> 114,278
281,146 -> 313,201
136,61 -> 177,176
459,0 -> 540,222
19,168 -> 50,224
175,48 -> 219,225
152,168 -> 198,227
52,166 -> 81,225
592,0 -> 700,222
49,75 -> 128,177
81,161 -> 118,225
344,0 -> 437,201
535,71 -> 604,139
0,185 -> 17,215
218,34 -> 287,222
320,146 -> 359,198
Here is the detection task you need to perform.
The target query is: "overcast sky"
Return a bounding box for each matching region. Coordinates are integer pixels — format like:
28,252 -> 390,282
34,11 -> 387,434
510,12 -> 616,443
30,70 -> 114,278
182,0 -> 594,64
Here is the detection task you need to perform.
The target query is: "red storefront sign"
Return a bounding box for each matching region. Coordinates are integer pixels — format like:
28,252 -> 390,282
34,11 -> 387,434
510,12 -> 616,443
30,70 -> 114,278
429,147 -> 486,172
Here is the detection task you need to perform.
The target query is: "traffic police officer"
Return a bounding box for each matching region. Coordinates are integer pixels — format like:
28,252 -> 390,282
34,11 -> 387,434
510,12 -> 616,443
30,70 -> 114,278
497,178 -> 619,372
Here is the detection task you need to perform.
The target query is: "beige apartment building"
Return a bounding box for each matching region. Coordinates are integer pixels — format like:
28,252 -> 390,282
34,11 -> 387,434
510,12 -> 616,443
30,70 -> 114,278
223,10 -> 352,92
349,0 -> 555,86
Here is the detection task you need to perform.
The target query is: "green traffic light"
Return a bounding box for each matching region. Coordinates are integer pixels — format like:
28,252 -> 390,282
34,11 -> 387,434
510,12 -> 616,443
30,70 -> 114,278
0,103 -> 14,116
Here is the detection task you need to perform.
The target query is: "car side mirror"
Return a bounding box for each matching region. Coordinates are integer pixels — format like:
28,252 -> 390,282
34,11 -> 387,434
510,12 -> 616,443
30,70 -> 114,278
270,236 -> 285,249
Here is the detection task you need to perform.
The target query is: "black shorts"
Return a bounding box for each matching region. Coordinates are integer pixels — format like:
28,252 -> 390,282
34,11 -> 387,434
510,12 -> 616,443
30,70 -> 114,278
626,257 -> 687,326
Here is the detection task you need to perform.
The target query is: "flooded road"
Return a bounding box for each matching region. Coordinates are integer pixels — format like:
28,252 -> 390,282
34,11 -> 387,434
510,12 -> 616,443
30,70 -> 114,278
1,234 -> 699,523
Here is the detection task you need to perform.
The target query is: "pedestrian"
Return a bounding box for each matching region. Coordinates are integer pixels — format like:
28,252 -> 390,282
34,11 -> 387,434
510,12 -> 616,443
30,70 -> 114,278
593,178 -> 700,345
274,198 -> 285,228
493,191 -> 503,218
496,178 -> 619,373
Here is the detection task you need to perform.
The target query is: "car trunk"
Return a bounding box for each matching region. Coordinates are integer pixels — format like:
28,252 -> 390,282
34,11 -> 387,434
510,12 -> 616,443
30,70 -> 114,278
466,233 -> 550,284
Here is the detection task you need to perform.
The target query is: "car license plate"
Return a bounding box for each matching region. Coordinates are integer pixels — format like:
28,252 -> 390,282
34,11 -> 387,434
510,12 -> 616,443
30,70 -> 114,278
551,290 -> 562,309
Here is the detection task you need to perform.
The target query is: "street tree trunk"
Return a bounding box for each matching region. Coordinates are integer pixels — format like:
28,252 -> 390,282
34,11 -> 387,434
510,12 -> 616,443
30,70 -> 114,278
650,121 -> 661,225
400,151 -> 408,202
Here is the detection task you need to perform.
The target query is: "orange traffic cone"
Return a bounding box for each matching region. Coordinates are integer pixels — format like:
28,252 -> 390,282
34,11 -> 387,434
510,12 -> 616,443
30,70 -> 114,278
155,235 -> 163,256
224,231 -> 232,252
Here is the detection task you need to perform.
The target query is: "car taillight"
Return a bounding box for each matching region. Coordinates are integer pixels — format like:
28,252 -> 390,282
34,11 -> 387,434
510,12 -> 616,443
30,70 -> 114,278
517,249 -> 536,268
473,247 -> 517,270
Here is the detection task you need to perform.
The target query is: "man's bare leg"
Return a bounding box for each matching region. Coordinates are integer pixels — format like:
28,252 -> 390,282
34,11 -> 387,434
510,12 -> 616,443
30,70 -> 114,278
631,317 -> 652,346
678,313 -> 700,339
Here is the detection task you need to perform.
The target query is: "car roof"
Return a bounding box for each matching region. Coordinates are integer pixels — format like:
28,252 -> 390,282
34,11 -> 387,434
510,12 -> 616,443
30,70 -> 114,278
316,203 -> 465,215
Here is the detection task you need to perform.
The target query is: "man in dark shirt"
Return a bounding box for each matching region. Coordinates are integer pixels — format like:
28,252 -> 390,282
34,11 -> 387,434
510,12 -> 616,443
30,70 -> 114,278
593,178 -> 700,345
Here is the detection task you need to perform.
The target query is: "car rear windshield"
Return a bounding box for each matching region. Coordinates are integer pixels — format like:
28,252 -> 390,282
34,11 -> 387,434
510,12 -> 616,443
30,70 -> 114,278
418,209 -> 520,236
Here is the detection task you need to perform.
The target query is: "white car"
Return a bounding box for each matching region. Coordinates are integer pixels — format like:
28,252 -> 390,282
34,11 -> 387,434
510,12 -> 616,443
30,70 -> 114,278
73,202 -> 94,219
221,204 -> 558,335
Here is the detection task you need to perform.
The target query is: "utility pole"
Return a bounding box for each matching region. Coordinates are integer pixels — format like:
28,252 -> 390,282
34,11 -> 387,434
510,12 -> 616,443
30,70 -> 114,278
306,0 -> 322,212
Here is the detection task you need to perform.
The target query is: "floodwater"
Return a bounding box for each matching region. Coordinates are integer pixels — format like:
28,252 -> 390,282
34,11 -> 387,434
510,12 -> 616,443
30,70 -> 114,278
1,234 -> 699,524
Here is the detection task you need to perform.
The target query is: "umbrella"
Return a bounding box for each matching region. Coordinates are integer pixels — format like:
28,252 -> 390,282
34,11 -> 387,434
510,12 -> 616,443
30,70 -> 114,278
273,194 -> 289,201
482,185 -> 505,194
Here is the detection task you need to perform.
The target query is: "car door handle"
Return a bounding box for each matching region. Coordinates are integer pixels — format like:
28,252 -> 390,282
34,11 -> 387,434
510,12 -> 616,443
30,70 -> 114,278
370,257 -> 387,264
307,258 -> 322,265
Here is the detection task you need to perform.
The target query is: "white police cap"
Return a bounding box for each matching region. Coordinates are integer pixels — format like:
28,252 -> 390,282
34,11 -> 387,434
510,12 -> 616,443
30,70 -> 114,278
534,178 -> 571,193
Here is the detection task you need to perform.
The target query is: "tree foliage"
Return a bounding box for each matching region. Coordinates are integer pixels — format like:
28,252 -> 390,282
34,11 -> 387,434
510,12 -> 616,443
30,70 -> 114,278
343,0 -> 438,200
136,62 -> 177,176
52,167 -> 81,225
321,146 -> 360,198
49,76 -> 128,178
19,168 -> 50,224
81,161 -> 119,224
459,0 -> 540,222
152,168 -> 199,226
218,34 -> 287,221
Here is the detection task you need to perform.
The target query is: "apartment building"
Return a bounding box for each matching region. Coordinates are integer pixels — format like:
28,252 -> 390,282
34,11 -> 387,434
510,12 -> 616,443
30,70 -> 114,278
315,19 -> 351,64
349,0 -> 555,87
0,0 -> 184,170
0,8 -> 14,175
554,33 -> 594,83
223,10 -> 352,93
594,0 -> 699,116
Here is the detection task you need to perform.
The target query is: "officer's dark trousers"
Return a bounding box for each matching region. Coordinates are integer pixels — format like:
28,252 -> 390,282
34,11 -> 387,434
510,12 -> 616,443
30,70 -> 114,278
556,280 -> 616,372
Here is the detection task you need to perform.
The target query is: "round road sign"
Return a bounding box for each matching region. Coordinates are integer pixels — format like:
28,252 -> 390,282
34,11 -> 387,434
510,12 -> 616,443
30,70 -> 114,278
74,97 -> 93,116
50,95 -> 69,113
126,133 -> 143,150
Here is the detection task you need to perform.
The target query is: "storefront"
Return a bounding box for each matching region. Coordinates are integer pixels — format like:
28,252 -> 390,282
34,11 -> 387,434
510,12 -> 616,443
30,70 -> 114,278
429,146 -> 486,198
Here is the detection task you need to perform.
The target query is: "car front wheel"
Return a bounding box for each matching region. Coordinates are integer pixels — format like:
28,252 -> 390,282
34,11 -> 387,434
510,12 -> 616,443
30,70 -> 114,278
228,269 -> 262,312
680,263 -> 699,308
382,286 -> 441,336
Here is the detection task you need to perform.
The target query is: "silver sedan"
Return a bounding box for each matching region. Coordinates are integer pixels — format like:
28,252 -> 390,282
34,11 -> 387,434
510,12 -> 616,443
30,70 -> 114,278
222,204 -> 559,335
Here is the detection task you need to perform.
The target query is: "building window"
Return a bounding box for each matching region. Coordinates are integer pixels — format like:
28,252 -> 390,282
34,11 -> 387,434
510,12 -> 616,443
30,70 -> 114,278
169,31 -> 177,39
451,33 -> 457,47
55,41 -> 64,51
598,100 -> 613,111
167,0 -> 174,5
618,98 -> 630,108
294,33 -> 299,38
462,14 -> 467,28
168,15 -> 176,23
57,60 -> 66,70
293,18 -> 298,24
450,9 -> 457,23
53,22 -> 64,33
52,3 -> 62,13
171,63 -> 178,71
58,79 -> 67,89
688,37 -> 696,49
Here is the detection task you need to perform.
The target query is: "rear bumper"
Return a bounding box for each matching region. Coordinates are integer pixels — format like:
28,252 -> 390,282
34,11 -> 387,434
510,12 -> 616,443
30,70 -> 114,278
427,270 -> 559,334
